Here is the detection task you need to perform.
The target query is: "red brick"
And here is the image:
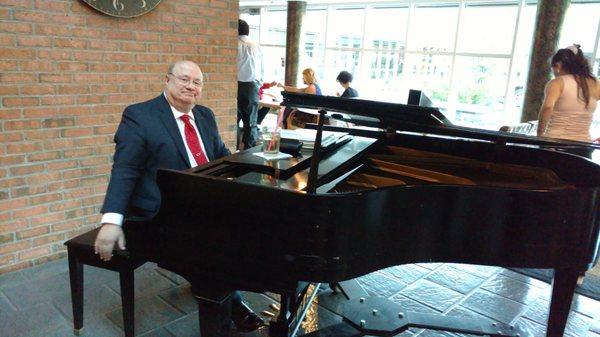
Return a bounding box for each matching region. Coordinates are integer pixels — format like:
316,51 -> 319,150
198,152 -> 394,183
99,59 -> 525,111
13,10 -> 49,22
49,199 -> 81,212
54,37 -> 88,49
0,59 -> 17,71
57,84 -> 90,95
29,212 -> 64,226
0,261 -> 32,274
18,246 -> 52,261
22,85 -> 55,95
0,233 -> 14,244
0,241 -> 31,255
0,219 -> 28,234
0,254 -> 15,267
10,163 -> 45,176
0,47 -> 35,59
35,24 -> 71,36
12,205 -> 48,218
28,151 -> 61,162
17,35 -> 52,47
57,61 -> 88,72
41,95 -> 75,106
6,142 -> 43,154
17,226 -> 49,240
25,129 -> 61,140
37,49 -> 71,60
61,128 -> 94,138
0,155 -> 26,166
1,72 -> 37,83
32,233 -> 65,247
0,177 -> 26,189
39,73 -> 72,83
19,60 -> 54,72
30,193 -> 62,206
0,109 -> 21,119
0,22 -> 32,34
52,220 -> 81,232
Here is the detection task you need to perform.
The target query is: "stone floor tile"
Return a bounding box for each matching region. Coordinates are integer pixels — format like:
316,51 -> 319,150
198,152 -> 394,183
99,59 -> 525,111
521,296 -> 595,337
415,330 -> 478,337
53,283 -> 121,320
316,288 -> 350,315
459,290 -> 525,324
588,331 -> 600,337
425,265 -> 486,294
82,264 -> 121,287
0,270 -> 27,289
0,291 -> 16,313
570,293 -> 600,319
380,264 -> 431,285
447,264 -> 500,279
415,263 -> 443,270
106,295 -> 185,335
107,266 -> 177,296
0,302 -> 68,337
45,316 -> 124,337
21,258 -> 68,281
2,273 -> 69,310
511,317 -> 547,337
156,267 -> 189,285
389,294 -> 440,314
158,284 -> 197,314
356,271 -> 408,298
139,327 -> 176,337
499,269 -> 552,290
480,273 -> 545,304
399,279 -> 463,312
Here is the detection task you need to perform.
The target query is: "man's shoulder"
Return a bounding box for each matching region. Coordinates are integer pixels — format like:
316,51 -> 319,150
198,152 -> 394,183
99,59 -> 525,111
124,95 -> 165,115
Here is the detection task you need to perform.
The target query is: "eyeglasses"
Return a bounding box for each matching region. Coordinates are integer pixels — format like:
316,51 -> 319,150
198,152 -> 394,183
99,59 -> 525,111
168,73 -> 203,88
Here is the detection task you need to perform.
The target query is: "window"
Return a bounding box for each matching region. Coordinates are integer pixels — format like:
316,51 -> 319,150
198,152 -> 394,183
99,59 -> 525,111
457,2 -> 519,54
242,0 -> 600,132
407,4 -> 460,52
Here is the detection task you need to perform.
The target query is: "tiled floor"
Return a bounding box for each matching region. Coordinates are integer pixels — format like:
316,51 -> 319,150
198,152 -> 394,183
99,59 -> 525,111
1,259 -> 599,337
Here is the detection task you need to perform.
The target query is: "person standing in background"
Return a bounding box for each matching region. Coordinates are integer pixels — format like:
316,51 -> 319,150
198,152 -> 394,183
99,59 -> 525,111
237,19 -> 263,150
537,44 -> 600,143
336,70 -> 359,98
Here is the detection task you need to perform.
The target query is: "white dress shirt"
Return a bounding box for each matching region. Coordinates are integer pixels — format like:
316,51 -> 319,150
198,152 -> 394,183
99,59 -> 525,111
101,95 -> 208,226
237,35 -> 263,82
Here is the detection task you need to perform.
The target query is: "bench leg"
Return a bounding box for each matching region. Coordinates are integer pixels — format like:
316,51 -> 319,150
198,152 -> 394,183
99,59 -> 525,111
120,269 -> 135,337
67,250 -> 84,335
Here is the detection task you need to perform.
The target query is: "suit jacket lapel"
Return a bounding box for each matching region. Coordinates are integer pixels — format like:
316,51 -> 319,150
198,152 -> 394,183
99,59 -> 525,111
157,95 -> 192,168
192,107 -> 214,161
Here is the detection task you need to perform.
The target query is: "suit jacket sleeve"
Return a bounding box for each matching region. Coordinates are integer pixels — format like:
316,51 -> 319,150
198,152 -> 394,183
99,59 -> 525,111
101,106 -> 148,215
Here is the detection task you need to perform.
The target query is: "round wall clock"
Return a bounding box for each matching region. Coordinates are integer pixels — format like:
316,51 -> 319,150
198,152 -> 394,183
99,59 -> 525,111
81,0 -> 162,18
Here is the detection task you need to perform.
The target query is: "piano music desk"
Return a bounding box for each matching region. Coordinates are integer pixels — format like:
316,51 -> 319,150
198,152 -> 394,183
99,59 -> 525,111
64,228 -> 146,337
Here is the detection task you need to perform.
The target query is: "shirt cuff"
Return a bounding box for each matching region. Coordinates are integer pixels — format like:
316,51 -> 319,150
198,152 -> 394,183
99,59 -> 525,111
101,213 -> 124,227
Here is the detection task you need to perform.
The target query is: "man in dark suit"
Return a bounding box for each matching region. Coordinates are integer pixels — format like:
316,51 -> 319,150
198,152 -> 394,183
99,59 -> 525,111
94,60 -> 263,336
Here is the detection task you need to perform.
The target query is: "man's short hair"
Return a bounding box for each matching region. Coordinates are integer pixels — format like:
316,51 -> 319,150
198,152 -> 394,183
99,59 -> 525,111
238,19 -> 250,36
336,71 -> 353,84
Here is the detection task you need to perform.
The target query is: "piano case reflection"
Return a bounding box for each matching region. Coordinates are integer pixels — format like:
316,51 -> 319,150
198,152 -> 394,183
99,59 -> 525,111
125,93 -> 600,337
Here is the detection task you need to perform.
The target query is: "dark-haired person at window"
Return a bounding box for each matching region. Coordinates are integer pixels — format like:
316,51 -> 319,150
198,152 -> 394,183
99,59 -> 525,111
276,68 -> 322,128
237,19 -> 263,150
537,44 -> 600,146
336,70 -> 358,98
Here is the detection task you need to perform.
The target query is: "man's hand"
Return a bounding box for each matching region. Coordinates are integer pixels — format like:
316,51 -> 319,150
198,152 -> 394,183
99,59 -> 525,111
94,223 -> 126,261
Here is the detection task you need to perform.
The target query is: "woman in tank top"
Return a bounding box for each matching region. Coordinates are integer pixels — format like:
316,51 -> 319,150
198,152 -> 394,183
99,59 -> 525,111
537,44 -> 600,142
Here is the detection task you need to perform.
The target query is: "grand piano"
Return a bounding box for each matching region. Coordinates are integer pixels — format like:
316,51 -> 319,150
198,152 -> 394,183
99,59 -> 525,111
128,93 -> 600,337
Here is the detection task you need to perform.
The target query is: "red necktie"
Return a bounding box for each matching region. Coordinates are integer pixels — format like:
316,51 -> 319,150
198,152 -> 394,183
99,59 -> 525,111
180,114 -> 208,166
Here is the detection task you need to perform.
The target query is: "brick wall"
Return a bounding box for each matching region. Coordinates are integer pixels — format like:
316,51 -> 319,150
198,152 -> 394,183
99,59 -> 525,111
0,0 -> 239,274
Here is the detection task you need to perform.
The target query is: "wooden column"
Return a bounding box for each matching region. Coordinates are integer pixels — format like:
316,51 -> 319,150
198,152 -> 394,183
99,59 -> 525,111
520,0 -> 569,122
285,1 -> 306,86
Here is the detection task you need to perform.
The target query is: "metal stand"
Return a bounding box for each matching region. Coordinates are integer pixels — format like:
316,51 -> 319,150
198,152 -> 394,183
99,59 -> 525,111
269,283 -> 322,337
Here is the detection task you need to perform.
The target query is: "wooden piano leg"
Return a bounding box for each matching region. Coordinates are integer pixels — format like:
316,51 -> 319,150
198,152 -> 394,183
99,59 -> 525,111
269,291 -> 292,337
546,268 -> 578,337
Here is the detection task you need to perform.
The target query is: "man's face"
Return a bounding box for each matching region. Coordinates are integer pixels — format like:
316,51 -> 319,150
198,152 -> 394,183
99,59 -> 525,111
165,62 -> 203,107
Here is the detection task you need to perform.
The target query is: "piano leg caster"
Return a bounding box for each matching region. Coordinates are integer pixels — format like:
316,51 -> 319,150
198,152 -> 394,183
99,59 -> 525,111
73,328 -> 84,336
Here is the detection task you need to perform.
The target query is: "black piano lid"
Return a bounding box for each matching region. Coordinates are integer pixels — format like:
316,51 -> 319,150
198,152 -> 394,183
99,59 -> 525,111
281,92 -> 600,150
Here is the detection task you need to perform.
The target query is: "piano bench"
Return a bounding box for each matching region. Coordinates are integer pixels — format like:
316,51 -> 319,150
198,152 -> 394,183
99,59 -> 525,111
64,227 -> 146,337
